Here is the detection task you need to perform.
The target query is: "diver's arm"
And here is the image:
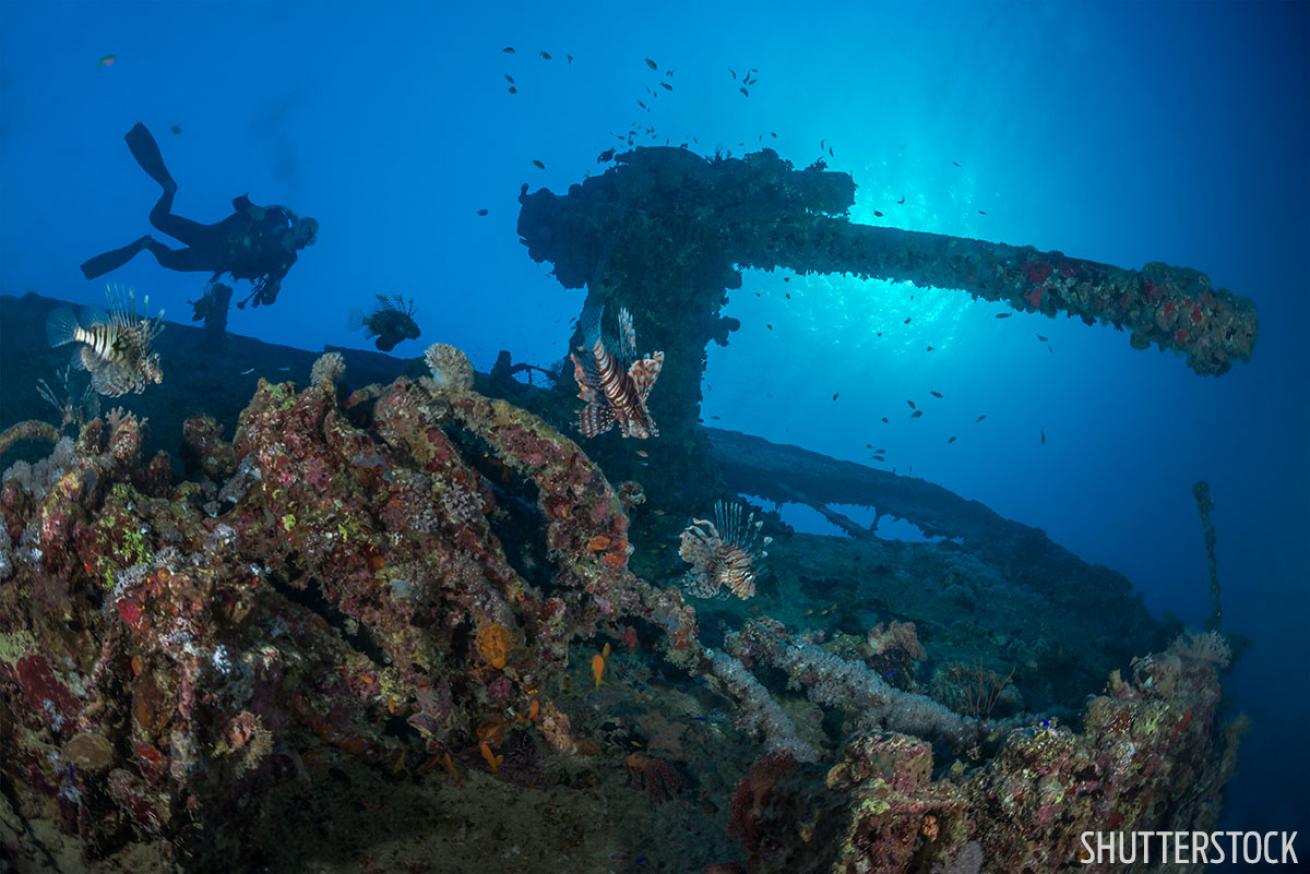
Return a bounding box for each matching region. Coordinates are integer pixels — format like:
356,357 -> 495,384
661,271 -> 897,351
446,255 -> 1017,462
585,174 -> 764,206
253,256 -> 295,307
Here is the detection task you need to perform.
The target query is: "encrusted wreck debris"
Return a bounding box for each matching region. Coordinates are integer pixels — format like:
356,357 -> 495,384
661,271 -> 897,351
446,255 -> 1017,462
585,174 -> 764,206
0,349 -> 705,867
2,134 -> 1250,873
0,340 -> 1241,871
518,147 -> 1258,457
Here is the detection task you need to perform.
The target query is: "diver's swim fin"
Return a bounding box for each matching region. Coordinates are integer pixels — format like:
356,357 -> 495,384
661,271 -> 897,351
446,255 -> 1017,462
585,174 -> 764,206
80,236 -> 148,280
124,122 -> 176,192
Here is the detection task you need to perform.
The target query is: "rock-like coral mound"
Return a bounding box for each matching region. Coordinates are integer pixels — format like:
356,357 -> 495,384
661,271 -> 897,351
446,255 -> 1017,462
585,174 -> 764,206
0,366 -> 695,867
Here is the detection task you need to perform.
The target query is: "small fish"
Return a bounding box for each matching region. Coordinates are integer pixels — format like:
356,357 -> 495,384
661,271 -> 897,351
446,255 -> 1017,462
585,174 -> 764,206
1041,430 -> 1046,444
995,312 -> 1012,319
769,131 -> 778,138
540,50 -> 552,60
476,208 -> 488,216
597,148 -> 615,163
976,414 -> 987,423
241,367 -> 255,375
645,57 -> 658,70
278,367 -> 291,372
636,449 -> 649,458
978,209 -> 987,216
783,277 -> 790,282
930,391 -> 943,398
881,417 -> 889,424
729,68 -> 737,79
532,159 -> 545,169
952,160 -> 961,167
502,46 -> 515,53
832,393 -> 839,401
904,317 -> 911,324
911,410 -> 923,418
169,125 -> 182,135
591,652 -> 606,688
907,400 -> 916,409
1036,333 -> 1048,342
660,82 -> 673,91
666,70 -> 674,77
947,436 -> 957,444
1048,344 -> 1054,354
479,741 -> 503,774
739,87 -> 749,97
897,195 -> 906,205
507,86 -> 518,94
926,345 -> 934,352
785,293 -> 790,299
98,54 -> 116,67
828,147 -> 834,157
874,210 -> 884,218
638,100 -> 648,110
567,53 -> 575,63
504,74 -> 515,84
766,324 -> 773,331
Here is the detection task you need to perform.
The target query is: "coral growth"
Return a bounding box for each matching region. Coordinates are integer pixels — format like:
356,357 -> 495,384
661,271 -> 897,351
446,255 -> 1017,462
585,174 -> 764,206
309,350 -> 345,388
0,355 -> 701,866
425,342 -> 474,392
726,634 -> 1242,873
0,321 -> 1246,873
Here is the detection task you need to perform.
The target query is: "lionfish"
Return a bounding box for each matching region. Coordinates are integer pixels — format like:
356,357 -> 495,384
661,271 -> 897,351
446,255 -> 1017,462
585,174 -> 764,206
35,365 -> 100,431
45,288 -> 164,398
569,304 -> 663,439
679,500 -> 773,599
349,294 -> 421,352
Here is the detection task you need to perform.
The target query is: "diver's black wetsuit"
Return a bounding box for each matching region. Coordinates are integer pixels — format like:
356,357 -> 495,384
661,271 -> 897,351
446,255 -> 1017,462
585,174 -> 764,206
80,123 -> 305,308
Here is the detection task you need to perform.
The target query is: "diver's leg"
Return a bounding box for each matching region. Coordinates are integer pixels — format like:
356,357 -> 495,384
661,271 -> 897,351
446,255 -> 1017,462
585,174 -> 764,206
148,189 -> 211,246
124,123 -> 176,193
141,240 -> 214,273
79,236 -> 151,279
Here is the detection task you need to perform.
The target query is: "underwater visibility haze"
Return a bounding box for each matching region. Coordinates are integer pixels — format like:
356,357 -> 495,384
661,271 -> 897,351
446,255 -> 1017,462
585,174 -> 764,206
0,1 -> 1307,871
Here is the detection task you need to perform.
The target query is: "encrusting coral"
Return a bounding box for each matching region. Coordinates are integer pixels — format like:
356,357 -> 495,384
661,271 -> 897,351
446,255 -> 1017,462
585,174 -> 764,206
0,345 -> 1244,873
0,347 -> 700,865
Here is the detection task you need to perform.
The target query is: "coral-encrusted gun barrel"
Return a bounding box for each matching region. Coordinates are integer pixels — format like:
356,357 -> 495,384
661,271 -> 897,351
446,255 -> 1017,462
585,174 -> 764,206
739,221 -> 1258,377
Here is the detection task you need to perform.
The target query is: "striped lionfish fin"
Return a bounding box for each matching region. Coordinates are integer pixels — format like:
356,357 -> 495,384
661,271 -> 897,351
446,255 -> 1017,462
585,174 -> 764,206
570,352 -> 600,405
628,350 -> 664,402
577,302 -> 606,350
73,346 -> 97,372
617,307 -> 638,360
578,403 -> 616,438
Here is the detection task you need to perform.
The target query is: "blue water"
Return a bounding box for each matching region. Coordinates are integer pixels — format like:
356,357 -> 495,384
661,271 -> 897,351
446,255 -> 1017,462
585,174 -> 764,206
2,0 -> 1307,853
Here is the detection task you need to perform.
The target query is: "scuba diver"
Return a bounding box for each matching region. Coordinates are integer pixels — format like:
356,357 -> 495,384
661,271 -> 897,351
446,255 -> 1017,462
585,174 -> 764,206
80,123 -> 318,309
